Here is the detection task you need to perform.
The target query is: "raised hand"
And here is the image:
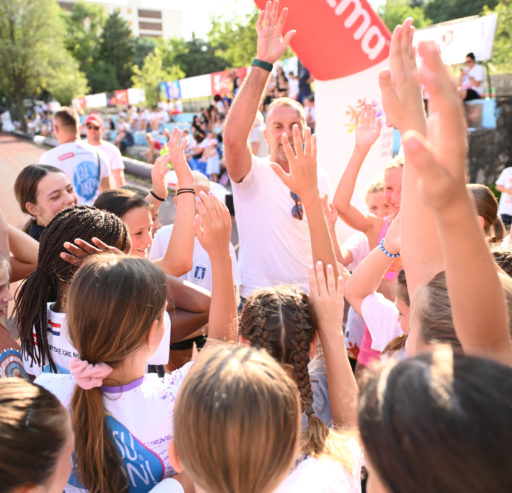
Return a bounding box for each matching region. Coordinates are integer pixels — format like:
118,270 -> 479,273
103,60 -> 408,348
379,18 -> 426,135
355,104 -> 382,149
256,0 -> 296,64
167,128 -> 193,188
152,152 -> 172,201
270,125 -> 318,204
402,41 -> 467,211
193,192 -> 231,259
60,237 -> 124,266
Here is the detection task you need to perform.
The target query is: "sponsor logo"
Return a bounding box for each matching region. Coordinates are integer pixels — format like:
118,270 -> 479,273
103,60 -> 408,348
58,152 -> 75,161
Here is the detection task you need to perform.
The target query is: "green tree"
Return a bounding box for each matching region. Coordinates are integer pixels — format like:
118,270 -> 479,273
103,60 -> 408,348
131,48 -> 185,107
484,0 -> 512,72
423,0 -> 498,23
0,0 -> 88,129
134,37 -> 157,68
93,10 -> 135,92
379,0 -> 432,31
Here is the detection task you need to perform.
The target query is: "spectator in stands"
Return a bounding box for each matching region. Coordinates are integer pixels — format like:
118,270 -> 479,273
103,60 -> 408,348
458,52 -> 485,101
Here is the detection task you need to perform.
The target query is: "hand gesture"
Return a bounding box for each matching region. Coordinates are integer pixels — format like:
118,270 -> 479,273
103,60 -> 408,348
308,261 -> 344,338
402,41 -> 467,211
256,0 -> 296,64
379,18 -> 426,135
383,214 -> 400,255
270,125 -> 318,203
355,104 -> 382,149
194,192 -> 231,259
167,128 -> 193,188
60,237 -> 124,266
152,152 -> 172,201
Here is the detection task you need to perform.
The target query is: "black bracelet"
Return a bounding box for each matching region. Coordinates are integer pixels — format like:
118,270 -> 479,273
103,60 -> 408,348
150,190 -> 166,202
176,189 -> 195,196
252,58 -> 273,72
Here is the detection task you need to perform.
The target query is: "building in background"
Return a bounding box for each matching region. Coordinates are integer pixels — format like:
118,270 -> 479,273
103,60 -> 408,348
58,0 -> 183,39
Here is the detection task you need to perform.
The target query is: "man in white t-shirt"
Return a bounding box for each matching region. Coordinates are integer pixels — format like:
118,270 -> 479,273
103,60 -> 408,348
496,166 -> 512,228
83,112 -> 126,188
223,5 -> 323,299
458,52 -> 485,101
39,107 -> 111,206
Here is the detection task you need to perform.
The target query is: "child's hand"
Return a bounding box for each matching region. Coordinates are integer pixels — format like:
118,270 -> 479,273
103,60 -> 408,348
383,214 -> 400,255
355,104 -> 382,149
402,41 -> 467,212
308,261 -> 344,337
152,152 -> 171,201
194,191 -> 231,259
379,18 -> 426,136
60,238 -> 124,266
167,128 -> 193,188
270,125 -> 318,204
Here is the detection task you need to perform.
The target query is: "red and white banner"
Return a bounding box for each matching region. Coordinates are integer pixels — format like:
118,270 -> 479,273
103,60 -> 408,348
255,0 -> 393,240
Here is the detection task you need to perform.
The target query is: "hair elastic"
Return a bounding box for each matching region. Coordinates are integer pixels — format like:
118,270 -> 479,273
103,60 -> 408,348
379,239 -> 400,258
176,188 -> 195,196
69,358 -> 113,390
150,190 -> 166,202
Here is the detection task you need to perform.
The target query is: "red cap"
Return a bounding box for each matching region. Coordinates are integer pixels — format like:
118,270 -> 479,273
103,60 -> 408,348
85,113 -> 104,128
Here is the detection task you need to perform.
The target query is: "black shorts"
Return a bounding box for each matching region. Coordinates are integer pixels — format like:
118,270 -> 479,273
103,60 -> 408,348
464,89 -> 481,101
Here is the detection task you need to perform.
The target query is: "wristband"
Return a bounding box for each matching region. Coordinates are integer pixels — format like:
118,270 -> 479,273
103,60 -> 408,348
379,239 -> 400,258
150,190 -> 165,202
176,188 -> 195,196
252,58 -> 273,72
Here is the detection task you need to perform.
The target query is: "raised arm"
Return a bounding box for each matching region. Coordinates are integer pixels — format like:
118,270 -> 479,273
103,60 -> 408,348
194,192 -> 238,345
380,19 -> 442,297
333,105 -> 383,235
223,0 -> 295,183
344,215 -> 400,316
152,129 -> 195,277
403,41 -> 512,366
309,262 -> 357,429
271,125 -> 338,280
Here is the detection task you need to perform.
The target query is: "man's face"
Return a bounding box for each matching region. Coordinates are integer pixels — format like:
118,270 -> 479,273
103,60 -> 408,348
85,121 -> 102,144
264,105 -> 305,167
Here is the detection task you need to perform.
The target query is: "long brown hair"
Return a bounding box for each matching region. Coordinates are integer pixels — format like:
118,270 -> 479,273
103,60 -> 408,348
15,206 -> 131,373
68,254 -> 167,493
240,285 -> 352,465
468,183 -> 505,244
174,344 -> 300,493
0,378 -> 70,490
359,347 -> 512,493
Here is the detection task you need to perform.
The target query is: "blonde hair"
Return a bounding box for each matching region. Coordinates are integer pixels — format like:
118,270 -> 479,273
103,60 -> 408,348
385,154 -> 404,171
267,97 -> 306,124
240,285 -> 354,468
365,179 -> 385,203
174,344 -> 300,493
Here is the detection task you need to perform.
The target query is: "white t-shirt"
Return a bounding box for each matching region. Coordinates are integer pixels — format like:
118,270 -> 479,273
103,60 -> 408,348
83,139 -> 125,171
288,78 -> 299,100
343,232 -> 371,273
149,478 -> 184,493
36,362 -> 192,493
23,303 -> 171,377
231,155 -> 328,298
463,64 -> 485,96
361,293 -> 403,352
39,141 -> 110,205
149,224 -> 240,290
250,125 -> 268,157
496,167 -> 512,216
275,441 -> 363,493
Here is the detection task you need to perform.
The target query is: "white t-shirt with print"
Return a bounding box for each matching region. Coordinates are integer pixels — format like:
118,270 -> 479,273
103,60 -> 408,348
149,225 -> 240,290
496,167 -> 512,216
462,64 -> 485,96
274,441 -> 363,493
23,303 -> 171,377
361,293 -> 403,352
36,362 -> 192,493
40,141 -> 110,206
149,478 -> 184,493
231,155 -> 329,298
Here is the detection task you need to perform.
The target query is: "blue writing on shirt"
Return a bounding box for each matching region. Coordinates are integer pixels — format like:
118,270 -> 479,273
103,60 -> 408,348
194,265 -> 207,281
73,160 -> 100,202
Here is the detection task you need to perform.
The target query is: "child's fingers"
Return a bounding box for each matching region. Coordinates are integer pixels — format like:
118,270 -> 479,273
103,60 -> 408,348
303,126 -> 311,157
281,132 -> 297,163
379,70 -> 398,122
292,124 -> 304,158
270,162 -> 291,188
389,24 -> 405,80
315,261 -> 328,297
325,263 -> 336,297
59,252 -> 81,266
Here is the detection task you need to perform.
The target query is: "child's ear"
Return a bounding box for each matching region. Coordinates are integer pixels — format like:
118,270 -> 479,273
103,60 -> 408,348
168,439 -> 184,473
476,215 -> 485,230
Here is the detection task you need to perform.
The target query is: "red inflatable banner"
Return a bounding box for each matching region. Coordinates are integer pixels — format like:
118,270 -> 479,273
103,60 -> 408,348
254,0 -> 391,80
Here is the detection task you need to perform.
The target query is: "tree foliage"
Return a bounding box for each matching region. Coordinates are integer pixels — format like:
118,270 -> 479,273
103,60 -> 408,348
378,0 -> 432,31
422,0 -> 498,24
0,0 -> 88,128
131,48 -> 185,107
484,0 -> 512,73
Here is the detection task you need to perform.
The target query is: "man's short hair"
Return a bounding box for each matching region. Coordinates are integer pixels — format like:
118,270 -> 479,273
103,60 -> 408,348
267,97 -> 306,125
54,107 -> 79,130
466,52 -> 476,61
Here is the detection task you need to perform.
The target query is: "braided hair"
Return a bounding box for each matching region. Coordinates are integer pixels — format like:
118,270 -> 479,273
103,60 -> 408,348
15,206 -> 131,372
240,285 -> 332,456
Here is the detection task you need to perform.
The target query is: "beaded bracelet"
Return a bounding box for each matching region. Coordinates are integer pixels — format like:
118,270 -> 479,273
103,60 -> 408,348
176,188 -> 195,196
379,238 -> 400,258
252,58 -> 273,72
150,190 -> 165,202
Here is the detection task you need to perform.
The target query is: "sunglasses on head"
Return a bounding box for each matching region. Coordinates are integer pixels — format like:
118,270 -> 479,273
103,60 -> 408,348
86,124 -> 100,130
290,191 -> 303,220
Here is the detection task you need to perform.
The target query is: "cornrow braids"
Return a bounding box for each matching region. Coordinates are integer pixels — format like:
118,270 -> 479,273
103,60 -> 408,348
15,206 -> 130,372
